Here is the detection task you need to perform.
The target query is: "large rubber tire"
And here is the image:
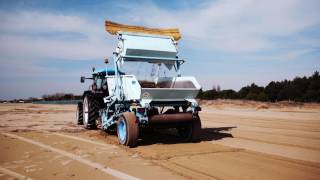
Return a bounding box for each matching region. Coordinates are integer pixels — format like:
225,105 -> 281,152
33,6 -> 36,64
76,102 -> 83,125
82,93 -> 99,129
178,114 -> 202,142
117,112 -> 139,147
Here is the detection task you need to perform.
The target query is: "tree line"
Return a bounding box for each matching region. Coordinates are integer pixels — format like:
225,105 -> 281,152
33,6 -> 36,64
197,71 -> 320,102
41,93 -> 82,101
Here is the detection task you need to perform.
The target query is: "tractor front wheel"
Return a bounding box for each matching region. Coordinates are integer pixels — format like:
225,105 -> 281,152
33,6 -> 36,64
117,112 -> 139,147
76,102 -> 83,125
83,94 -> 99,129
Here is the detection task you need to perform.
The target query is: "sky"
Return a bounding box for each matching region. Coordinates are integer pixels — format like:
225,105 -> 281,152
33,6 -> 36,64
0,0 -> 319,100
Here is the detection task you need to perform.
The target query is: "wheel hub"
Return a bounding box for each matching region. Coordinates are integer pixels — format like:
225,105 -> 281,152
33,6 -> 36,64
83,97 -> 89,125
118,119 -> 127,144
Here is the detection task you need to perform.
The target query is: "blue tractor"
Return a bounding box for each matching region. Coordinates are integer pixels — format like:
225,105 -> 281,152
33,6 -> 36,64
76,21 -> 202,147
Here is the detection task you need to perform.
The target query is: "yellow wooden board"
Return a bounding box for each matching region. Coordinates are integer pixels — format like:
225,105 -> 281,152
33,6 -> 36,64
105,20 -> 181,41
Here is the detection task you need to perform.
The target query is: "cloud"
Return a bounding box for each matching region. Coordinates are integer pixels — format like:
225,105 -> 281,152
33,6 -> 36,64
1,11 -> 89,33
0,10 -> 114,60
0,1 -> 319,99
119,0 -> 320,54
0,34 -> 110,60
0,10 -> 114,99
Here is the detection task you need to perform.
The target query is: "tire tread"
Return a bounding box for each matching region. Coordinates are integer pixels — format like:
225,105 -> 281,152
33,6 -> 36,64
122,112 -> 139,147
83,93 -> 100,129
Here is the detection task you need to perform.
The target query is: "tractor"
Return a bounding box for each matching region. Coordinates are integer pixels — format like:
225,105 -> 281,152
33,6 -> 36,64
76,21 -> 202,147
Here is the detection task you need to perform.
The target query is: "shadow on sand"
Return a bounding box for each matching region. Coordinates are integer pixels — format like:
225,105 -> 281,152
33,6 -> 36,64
138,126 -> 236,146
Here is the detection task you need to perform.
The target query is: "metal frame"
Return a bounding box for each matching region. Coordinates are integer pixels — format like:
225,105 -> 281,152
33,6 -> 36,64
99,32 -> 201,130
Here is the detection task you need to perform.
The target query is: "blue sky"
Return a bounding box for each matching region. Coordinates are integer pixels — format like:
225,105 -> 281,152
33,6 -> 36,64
0,0 -> 319,100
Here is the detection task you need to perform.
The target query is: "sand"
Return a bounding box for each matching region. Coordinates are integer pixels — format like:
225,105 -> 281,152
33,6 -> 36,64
0,101 -> 319,179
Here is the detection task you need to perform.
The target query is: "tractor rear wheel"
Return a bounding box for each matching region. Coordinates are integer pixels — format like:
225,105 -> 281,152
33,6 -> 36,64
76,102 -> 83,125
117,112 -> 139,147
83,93 -> 99,129
178,114 -> 201,142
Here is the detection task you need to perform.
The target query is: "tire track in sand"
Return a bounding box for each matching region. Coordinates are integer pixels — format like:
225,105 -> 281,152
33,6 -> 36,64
2,133 -> 139,180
